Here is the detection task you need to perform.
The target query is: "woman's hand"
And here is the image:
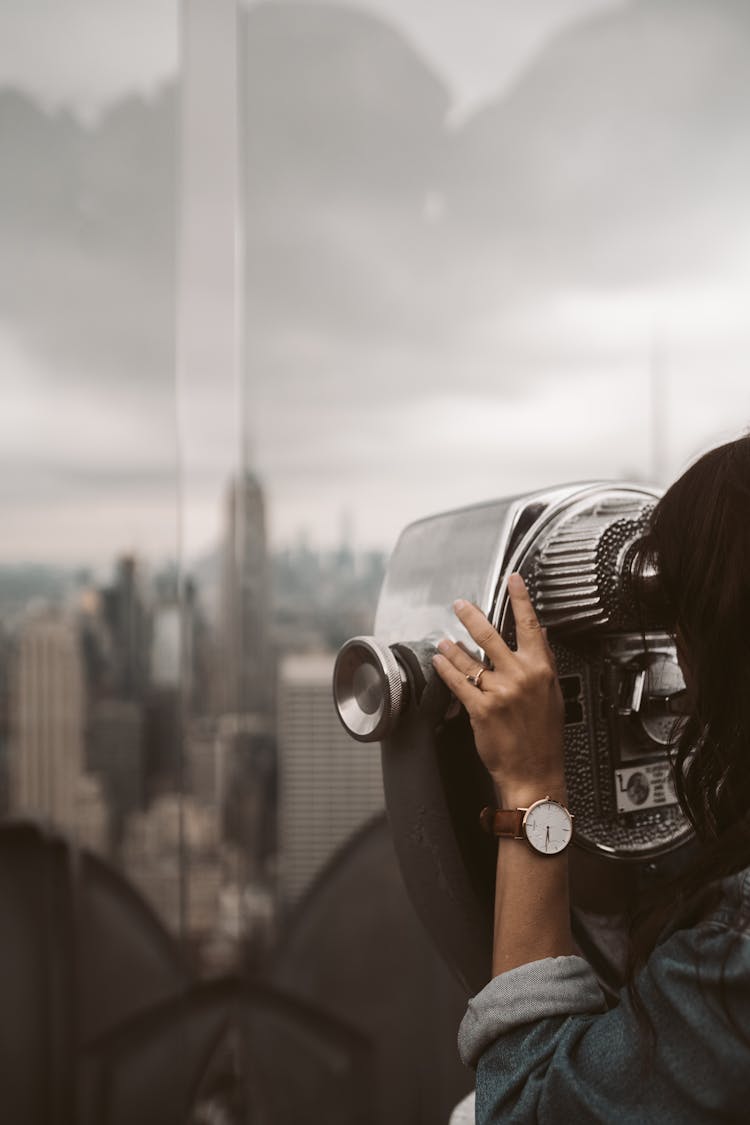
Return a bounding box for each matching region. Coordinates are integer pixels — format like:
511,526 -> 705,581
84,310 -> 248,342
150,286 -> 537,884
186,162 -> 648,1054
432,572 -> 566,807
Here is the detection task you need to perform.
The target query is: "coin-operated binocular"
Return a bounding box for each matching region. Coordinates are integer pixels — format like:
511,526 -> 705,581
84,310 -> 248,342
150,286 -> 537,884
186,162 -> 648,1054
333,483 -> 695,997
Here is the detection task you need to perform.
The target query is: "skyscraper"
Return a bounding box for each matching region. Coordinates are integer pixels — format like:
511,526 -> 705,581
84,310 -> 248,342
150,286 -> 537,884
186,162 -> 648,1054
277,652 -> 384,905
101,555 -> 151,700
87,697 -> 144,848
9,610 -> 86,833
220,472 -> 272,716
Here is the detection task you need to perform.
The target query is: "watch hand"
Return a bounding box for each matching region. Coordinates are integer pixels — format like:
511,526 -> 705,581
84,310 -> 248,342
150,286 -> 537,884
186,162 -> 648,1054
545,825 -> 550,853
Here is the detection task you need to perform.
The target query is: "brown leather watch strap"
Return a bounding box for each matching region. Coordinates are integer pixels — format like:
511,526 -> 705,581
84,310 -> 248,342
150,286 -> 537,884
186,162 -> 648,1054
479,806 -> 526,839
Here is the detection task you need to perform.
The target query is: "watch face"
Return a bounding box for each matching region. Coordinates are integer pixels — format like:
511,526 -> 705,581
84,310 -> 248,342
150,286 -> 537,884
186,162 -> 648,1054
523,800 -> 573,855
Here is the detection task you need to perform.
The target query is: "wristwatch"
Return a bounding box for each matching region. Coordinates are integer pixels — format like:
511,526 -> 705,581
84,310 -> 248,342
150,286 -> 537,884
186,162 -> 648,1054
480,796 -> 574,856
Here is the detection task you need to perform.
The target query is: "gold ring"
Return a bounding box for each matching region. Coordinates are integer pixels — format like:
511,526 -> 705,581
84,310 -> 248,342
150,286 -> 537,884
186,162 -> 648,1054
466,667 -> 486,688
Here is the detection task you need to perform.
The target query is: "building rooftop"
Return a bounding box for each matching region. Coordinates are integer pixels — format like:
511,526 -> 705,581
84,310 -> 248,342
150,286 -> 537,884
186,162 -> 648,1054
279,652 -> 337,685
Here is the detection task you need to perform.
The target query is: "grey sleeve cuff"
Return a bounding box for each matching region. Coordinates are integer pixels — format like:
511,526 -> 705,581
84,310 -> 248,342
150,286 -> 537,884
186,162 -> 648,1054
448,1091 -> 476,1125
458,955 -> 606,1067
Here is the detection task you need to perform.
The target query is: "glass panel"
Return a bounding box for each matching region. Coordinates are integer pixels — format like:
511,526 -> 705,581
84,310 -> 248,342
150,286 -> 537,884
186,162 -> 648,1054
2,1 -> 750,1120
0,3 -> 181,889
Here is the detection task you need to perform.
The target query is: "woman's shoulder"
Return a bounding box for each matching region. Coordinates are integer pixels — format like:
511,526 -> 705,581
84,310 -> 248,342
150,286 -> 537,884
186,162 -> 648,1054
654,862 -> 750,951
708,865 -> 750,932
646,869 -> 750,1033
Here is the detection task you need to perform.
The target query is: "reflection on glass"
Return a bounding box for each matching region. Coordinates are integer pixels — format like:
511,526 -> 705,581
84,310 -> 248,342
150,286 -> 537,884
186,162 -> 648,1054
0,0 -> 183,937
2,0 -> 750,1118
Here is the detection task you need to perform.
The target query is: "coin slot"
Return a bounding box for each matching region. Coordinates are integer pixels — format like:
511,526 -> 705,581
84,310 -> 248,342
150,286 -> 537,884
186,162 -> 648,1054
559,673 -> 584,725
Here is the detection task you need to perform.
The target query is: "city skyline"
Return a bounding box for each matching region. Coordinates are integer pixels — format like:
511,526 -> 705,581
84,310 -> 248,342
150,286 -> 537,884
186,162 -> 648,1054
0,463 -> 386,970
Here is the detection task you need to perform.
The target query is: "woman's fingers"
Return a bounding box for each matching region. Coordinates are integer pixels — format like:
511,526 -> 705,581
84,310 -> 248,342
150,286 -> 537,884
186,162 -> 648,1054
507,573 -> 548,655
434,638 -> 493,698
432,648 -> 483,708
432,580 -> 564,794
437,638 -> 488,678
452,598 -> 512,667
434,576 -> 552,707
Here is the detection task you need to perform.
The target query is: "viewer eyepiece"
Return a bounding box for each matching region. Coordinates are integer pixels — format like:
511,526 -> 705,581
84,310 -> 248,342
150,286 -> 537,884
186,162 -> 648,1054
333,636 -> 409,742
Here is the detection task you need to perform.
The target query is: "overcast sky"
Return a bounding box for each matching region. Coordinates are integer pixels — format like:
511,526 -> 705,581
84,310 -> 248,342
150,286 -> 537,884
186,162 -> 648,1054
1,0 -> 749,570
0,0 -> 625,122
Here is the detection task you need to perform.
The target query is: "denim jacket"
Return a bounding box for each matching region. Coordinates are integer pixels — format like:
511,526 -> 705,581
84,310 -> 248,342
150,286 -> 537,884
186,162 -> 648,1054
457,866 -> 750,1123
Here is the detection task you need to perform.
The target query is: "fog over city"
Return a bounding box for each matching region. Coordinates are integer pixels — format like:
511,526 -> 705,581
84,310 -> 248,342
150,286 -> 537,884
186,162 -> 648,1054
1,0 -> 749,567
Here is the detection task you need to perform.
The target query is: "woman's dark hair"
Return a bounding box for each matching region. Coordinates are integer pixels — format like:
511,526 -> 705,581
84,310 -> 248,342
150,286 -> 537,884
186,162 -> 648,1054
628,433 -> 750,974
638,433 -> 750,842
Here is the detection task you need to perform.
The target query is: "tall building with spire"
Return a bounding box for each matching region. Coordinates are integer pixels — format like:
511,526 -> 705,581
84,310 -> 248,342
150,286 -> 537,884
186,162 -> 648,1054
220,471 -> 273,716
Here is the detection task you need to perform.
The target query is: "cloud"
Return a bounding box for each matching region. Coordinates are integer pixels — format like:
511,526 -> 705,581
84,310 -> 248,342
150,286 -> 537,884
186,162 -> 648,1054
1,0 -> 750,564
0,0 -> 177,122
444,0 -> 750,289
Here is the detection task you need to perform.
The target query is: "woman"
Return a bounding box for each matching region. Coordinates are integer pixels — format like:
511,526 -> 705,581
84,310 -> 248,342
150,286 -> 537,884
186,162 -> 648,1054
433,434 -> 750,1123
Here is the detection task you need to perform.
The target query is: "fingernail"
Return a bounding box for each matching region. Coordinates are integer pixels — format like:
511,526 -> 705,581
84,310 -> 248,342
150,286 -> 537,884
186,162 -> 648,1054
453,598 -> 468,612
508,573 -> 525,592
437,638 -> 452,654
